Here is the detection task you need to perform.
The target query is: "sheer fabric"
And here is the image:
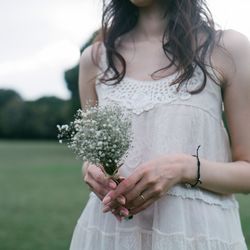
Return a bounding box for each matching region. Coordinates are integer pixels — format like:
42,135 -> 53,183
69,45 -> 248,250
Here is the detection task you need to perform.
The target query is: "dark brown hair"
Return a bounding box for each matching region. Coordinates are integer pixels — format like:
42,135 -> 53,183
99,0 -> 221,93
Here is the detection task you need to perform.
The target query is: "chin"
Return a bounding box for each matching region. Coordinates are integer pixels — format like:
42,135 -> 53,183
130,0 -> 155,7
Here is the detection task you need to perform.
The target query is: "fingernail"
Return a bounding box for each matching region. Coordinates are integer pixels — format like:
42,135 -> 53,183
120,211 -> 129,217
103,196 -> 111,205
122,208 -> 129,216
117,196 -> 125,205
109,181 -> 116,189
102,206 -> 110,213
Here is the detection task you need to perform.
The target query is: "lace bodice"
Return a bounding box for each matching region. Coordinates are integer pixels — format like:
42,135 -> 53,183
94,44 -> 236,210
97,76 -> 192,115
96,45 -> 222,121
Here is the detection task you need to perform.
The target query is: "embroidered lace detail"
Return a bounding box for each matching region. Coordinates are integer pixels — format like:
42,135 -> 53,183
165,185 -> 239,210
96,66 -> 205,115
97,43 -> 214,116
98,78 -> 193,115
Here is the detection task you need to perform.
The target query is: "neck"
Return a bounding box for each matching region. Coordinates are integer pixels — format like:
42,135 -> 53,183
133,2 -> 167,43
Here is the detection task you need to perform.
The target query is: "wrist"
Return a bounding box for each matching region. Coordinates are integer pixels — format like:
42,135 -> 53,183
180,154 -> 197,185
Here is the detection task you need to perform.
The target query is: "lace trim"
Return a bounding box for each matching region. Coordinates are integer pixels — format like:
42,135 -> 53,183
165,185 -> 239,210
98,79 -> 193,115
73,224 -> 247,249
96,65 -> 206,115
97,44 -> 221,116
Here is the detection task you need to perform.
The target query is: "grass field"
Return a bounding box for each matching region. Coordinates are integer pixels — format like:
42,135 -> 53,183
0,140 -> 249,250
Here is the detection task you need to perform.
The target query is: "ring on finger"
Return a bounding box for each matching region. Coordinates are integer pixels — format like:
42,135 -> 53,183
139,193 -> 145,201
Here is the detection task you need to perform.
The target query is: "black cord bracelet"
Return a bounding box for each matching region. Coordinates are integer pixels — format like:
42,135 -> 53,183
185,145 -> 202,188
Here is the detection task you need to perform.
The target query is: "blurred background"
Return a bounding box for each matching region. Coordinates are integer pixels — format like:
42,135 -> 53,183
0,0 -> 249,249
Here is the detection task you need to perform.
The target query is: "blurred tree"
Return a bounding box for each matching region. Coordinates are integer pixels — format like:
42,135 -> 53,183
23,97 -> 71,139
0,90 -> 25,138
64,30 -> 100,115
0,89 -> 22,107
0,29 -> 103,140
0,90 -> 71,139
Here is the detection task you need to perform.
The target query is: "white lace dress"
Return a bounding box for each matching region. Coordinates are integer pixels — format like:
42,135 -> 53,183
69,49 -> 248,250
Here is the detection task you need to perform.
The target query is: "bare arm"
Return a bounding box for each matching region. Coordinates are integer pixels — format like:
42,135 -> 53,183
79,43 -> 113,183
78,42 -> 126,219
183,30 -> 250,195
78,43 -> 99,110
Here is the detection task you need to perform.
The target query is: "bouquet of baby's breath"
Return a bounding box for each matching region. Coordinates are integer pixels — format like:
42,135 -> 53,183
57,103 -> 133,181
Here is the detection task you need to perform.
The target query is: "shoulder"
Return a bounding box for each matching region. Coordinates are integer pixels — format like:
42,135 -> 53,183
211,29 -> 250,85
218,30 -> 250,112
218,29 -> 250,58
78,42 -> 103,108
79,41 -> 103,73
220,29 -> 250,78
78,41 -> 104,89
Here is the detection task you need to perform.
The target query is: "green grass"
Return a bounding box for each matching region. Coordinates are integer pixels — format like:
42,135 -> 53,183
237,193 -> 250,247
0,141 -> 249,249
0,140 -> 89,250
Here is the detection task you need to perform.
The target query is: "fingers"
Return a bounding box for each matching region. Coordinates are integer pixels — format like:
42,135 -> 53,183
81,161 -> 90,178
115,206 -> 130,217
127,184 -> 164,214
109,206 -> 130,222
102,177 -> 147,212
102,193 -> 130,223
129,197 -> 156,215
103,197 -> 126,212
127,189 -> 152,210
86,175 -> 109,199
123,177 -> 148,207
110,206 -> 131,222
88,165 -> 117,189
84,164 -> 127,212
102,190 -> 126,212
102,170 -> 143,205
83,164 -> 117,200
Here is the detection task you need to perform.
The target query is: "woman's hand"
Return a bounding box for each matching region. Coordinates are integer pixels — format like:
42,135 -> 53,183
82,161 -> 116,200
102,154 -> 196,215
82,162 -> 128,220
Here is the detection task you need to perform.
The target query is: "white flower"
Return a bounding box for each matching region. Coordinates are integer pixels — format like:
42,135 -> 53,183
57,104 -> 133,177
61,125 -> 69,130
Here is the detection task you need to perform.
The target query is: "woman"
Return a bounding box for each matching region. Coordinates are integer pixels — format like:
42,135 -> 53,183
70,0 -> 250,249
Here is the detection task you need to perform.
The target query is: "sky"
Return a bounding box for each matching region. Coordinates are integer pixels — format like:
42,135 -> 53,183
0,0 -> 249,100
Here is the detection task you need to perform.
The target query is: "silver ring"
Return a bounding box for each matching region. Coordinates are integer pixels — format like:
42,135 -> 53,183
139,194 -> 145,201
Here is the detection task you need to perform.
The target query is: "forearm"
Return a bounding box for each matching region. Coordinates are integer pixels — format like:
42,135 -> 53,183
182,155 -> 250,195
